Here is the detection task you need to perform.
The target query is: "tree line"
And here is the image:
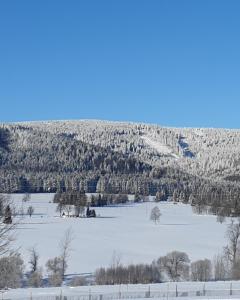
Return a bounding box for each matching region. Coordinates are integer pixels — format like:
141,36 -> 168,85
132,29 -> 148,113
95,219 -> 240,285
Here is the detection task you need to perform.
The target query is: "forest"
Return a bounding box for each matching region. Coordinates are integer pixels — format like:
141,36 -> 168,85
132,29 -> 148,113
1,121 -> 240,216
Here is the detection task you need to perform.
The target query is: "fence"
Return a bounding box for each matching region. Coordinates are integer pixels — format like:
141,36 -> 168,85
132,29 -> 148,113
3,284 -> 240,300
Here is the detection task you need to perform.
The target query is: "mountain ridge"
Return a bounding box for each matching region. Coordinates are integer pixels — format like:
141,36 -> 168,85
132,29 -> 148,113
10,119 -> 240,181
7,119 -> 240,131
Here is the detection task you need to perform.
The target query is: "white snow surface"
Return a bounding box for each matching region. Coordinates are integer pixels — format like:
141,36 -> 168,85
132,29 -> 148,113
142,136 -> 179,158
9,194 -> 231,276
3,281 -> 240,299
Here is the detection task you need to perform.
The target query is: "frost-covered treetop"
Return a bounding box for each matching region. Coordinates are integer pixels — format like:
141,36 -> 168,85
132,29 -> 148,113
9,119 -> 240,181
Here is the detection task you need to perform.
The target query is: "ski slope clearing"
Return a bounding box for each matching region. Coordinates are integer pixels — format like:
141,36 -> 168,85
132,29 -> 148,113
10,194 -> 230,275
3,281 -> 240,300
142,135 -> 179,158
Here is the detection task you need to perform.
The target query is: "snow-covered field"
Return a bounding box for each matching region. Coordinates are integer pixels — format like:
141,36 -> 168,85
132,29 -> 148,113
3,281 -> 240,300
9,194 -> 230,276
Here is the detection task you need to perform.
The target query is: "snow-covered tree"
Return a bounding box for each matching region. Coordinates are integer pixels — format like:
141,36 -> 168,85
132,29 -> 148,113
157,251 -> 190,281
150,206 -> 161,224
0,254 -> 24,289
191,259 -> 212,281
27,206 -> 34,217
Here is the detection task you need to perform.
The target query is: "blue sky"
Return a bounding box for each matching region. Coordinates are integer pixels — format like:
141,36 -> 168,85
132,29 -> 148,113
0,0 -> 240,128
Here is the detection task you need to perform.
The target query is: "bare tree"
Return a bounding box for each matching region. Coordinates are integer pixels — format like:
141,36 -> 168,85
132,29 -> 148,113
65,205 -> 72,217
232,258 -> 240,280
217,214 -> 226,224
213,253 -> 230,281
22,193 -> 31,203
110,251 -> 122,269
56,201 -> 64,217
224,219 -> 240,265
150,206 -> 161,224
59,227 -> 74,279
20,193 -> 31,217
27,206 -> 34,217
158,251 -> 190,281
74,204 -> 85,217
191,259 -> 212,281
28,247 -> 39,273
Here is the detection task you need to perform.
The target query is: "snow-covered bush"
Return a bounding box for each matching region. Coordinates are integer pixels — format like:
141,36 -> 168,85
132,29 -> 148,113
0,254 -> 24,289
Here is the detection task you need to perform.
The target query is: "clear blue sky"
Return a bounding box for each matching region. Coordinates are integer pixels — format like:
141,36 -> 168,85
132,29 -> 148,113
1,0 -> 240,128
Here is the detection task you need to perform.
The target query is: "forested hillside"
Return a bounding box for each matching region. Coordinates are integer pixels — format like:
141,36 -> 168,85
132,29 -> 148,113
19,120 -> 240,181
1,120 -> 240,215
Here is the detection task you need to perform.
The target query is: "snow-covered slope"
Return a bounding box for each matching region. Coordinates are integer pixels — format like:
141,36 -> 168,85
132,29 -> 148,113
15,119 -> 240,181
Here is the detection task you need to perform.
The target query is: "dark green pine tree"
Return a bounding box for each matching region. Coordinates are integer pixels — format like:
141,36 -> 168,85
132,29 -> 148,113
3,205 -> 12,224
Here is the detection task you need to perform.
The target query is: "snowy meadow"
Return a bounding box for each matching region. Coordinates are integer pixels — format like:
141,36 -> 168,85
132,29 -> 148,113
10,194 -> 230,276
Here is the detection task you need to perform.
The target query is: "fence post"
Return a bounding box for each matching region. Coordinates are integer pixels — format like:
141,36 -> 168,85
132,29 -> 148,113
230,282 -> 233,296
176,284 -> 178,297
203,283 -> 206,296
145,286 -> 151,298
89,288 -> 92,300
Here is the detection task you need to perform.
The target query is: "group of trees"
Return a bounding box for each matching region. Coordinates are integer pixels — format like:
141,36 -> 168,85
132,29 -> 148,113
95,219 -> 240,285
95,263 -> 162,285
95,251 -> 212,285
54,190 -> 87,217
94,250 -> 231,285
0,227 -> 74,289
2,124 -> 240,218
45,228 -> 74,286
0,195 -> 22,289
90,193 -> 129,206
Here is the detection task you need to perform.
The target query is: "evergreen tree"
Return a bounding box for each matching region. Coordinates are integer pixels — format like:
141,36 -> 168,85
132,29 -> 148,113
3,205 -> 12,224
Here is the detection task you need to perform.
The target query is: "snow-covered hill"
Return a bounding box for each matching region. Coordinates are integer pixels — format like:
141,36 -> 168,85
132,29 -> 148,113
16,119 -> 240,181
1,119 -> 240,215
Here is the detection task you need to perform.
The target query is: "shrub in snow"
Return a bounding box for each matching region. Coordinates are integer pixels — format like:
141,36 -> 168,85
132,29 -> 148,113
46,257 -> 63,275
69,276 -> 87,286
48,273 -> 62,287
46,256 -> 63,286
28,270 -> 43,287
0,254 -> 24,289
27,206 -> 34,217
150,206 -> 161,224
